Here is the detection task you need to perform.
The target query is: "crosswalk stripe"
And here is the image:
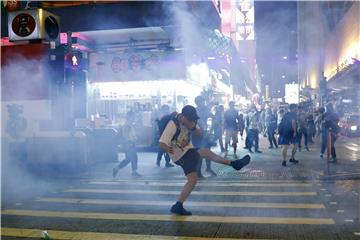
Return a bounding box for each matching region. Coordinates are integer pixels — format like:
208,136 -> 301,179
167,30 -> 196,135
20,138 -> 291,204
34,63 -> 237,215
84,179 -> 314,183
87,181 -> 312,187
36,197 -> 325,209
2,209 -> 335,225
66,189 -> 317,196
0,227 -> 274,240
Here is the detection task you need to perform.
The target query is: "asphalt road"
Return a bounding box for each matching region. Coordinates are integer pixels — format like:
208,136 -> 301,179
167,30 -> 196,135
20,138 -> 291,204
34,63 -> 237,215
2,136 -> 359,239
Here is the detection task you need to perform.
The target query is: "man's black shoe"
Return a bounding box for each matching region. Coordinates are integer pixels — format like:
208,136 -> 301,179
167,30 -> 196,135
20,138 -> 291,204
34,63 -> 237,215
255,150 -> 262,153
282,160 -> 287,167
170,202 -> 192,215
231,155 -> 251,170
156,161 -> 160,167
269,146 -> 274,149
289,158 -> 299,164
249,149 -> 254,153
305,146 -> 310,151
165,163 -> 174,168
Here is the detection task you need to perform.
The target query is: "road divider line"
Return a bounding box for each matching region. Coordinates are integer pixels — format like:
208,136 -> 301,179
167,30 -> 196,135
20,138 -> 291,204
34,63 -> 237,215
2,209 -> 335,225
65,189 -> 318,196
36,197 -> 325,209
86,181 -> 312,187
0,227 -> 274,240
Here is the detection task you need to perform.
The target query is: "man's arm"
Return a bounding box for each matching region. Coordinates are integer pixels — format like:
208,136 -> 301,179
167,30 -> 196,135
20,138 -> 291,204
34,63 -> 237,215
292,119 -> 297,137
159,121 -> 176,154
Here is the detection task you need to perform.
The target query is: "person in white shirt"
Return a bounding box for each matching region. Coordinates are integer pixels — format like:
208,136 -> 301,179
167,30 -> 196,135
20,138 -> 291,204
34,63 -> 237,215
159,105 -> 251,215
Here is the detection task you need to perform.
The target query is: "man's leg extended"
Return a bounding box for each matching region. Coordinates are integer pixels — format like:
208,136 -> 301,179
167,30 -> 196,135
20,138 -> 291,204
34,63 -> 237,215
197,148 -> 250,170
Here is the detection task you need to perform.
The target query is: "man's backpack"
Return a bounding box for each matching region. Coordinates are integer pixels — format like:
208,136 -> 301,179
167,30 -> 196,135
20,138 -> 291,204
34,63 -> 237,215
157,112 -> 181,141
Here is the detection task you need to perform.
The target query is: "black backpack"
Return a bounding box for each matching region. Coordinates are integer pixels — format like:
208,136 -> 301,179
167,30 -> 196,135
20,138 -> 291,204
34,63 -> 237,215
157,112 -> 181,141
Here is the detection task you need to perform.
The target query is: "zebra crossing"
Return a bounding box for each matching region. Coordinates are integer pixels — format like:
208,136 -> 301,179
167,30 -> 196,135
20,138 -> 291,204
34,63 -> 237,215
1,178 -> 336,239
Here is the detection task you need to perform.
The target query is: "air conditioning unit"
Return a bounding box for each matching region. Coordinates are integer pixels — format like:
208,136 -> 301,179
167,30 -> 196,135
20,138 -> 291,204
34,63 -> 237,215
8,8 -> 60,42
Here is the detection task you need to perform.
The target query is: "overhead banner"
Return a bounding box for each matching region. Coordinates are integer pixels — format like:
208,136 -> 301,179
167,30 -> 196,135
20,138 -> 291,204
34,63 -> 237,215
89,51 -> 186,82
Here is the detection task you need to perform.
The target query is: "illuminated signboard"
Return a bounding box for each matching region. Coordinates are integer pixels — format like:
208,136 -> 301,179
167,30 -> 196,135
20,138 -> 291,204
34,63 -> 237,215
285,83 -> 299,104
236,0 -> 254,41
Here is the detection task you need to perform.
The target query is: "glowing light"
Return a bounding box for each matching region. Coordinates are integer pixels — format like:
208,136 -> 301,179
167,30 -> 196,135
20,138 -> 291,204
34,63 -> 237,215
282,75 -> 286,79
283,56 -> 287,60
72,56 -> 78,66
350,126 -> 358,131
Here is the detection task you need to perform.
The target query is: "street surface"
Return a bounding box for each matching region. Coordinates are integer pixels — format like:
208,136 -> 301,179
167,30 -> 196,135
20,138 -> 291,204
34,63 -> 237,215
2,136 -> 360,239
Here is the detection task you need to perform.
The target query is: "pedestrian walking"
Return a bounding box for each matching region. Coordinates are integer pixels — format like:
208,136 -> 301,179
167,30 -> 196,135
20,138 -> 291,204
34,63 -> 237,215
247,105 -> 262,153
320,103 -> 340,162
159,105 -> 251,215
265,108 -> 278,149
113,111 -> 142,178
297,106 -> 310,152
193,96 -> 216,178
212,105 -> 225,152
238,113 -> 245,140
278,104 -> 299,166
224,101 -> 241,157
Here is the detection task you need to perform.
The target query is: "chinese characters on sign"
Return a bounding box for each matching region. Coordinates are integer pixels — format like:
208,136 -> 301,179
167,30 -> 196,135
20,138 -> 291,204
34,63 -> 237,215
236,0 -> 254,41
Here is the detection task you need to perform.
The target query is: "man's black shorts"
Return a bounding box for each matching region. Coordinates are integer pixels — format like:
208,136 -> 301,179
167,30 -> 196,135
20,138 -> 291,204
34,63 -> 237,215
175,148 -> 200,176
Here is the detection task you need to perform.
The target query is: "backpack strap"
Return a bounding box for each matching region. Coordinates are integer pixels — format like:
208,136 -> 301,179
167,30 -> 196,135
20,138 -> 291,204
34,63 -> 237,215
170,112 -> 181,141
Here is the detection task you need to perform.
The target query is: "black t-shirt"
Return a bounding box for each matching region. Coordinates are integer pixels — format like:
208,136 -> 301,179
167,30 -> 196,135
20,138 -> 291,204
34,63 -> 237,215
224,109 -> 239,131
279,112 -> 297,135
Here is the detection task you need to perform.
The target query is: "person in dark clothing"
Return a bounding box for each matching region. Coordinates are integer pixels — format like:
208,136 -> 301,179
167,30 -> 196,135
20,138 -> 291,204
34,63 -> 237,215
320,103 -> 339,162
156,105 -> 174,168
265,108 -> 278,149
247,105 -> 262,153
193,96 -> 216,178
307,111 -> 316,143
238,113 -> 245,140
212,105 -> 225,152
297,106 -> 309,152
113,111 -> 141,178
278,104 -> 299,166
224,101 -> 241,157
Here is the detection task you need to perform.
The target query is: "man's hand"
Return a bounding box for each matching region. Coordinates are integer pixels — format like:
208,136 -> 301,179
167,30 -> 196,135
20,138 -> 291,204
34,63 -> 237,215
168,145 -> 174,154
180,139 -> 189,148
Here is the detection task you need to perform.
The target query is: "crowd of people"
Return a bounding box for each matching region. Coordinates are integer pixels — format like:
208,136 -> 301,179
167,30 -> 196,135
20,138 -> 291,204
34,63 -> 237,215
111,96 -> 341,215
112,97 -> 341,179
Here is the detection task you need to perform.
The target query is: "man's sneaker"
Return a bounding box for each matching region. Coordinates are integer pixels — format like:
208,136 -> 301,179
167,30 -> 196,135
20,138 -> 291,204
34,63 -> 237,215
330,157 -> 337,163
255,150 -> 262,153
170,202 -> 192,215
112,167 -> 119,179
165,163 -> 174,168
156,161 -> 160,167
282,160 -> 287,167
320,154 -> 323,158
248,148 -> 254,153
131,171 -> 142,177
206,168 -> 217,177
305,146 -> 310,151
289,158 -> 299,164
231,155 -> 251,170
269,146 -> 274,149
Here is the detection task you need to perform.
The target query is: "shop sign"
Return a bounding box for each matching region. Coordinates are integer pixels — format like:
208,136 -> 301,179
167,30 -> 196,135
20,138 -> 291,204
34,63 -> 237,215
89,51 -> 185,82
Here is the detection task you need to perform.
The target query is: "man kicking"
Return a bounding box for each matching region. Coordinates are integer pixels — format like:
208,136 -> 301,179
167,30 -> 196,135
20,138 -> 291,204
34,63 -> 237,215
159,105 -> 251,215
